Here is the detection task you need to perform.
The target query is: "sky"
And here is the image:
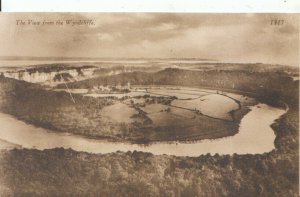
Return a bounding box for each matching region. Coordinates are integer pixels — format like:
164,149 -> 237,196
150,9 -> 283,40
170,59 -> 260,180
0,13 -> 298,66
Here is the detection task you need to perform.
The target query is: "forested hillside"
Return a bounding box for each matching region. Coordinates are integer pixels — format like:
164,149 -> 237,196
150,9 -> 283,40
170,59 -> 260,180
0,66 -> 298,196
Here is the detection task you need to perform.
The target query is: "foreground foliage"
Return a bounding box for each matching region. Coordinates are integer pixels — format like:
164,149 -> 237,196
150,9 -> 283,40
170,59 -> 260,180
0,108 -> 297,196
0,65 -> 298,196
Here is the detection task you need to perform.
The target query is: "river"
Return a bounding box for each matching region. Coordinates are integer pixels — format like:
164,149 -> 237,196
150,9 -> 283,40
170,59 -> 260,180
0,103 -> 285,156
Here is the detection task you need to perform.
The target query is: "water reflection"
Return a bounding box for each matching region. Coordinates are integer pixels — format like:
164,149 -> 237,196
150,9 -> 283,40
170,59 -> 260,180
0,104 -> 285,156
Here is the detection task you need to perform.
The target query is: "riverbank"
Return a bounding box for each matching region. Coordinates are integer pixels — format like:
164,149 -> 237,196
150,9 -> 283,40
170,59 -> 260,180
0,107 -> 297,196
0,67 -> 297,196
2,65 -> 295,144
0,103 -> 285,156
0,139 -> 19,150
0,77 -> 249,144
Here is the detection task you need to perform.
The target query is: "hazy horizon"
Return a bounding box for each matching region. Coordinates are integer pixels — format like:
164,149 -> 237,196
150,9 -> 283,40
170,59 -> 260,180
0,13 -> 298,66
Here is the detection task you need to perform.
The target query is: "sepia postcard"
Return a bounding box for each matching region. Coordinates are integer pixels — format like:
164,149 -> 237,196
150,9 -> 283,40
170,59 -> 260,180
0,13 -> 298,196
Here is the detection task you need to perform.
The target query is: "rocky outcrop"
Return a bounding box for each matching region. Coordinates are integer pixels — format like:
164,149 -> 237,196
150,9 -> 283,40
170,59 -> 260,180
3,67 -> 95,84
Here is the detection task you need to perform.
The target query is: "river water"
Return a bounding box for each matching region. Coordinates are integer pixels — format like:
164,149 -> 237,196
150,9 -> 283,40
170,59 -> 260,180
0,103 -> 285,156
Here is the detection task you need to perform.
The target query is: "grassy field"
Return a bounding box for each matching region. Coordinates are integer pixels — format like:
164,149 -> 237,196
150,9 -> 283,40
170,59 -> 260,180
171,94 -> 239,121
0,77 -> 247,143
100,103 -> 138,123
0,107 -> 297,196
0,96 -> 297,196
0,64 -> 297,196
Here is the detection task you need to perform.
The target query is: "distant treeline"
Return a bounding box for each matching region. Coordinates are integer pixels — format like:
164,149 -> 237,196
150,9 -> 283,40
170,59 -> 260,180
22,64 -> 95,73
0,66 -> 298,196
62,68 -> 298,107
0,78 -> 128,138
0,108 -> 298,196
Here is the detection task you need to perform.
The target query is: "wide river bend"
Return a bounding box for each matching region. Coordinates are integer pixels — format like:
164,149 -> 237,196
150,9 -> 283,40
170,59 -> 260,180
0,102 -> 285,156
